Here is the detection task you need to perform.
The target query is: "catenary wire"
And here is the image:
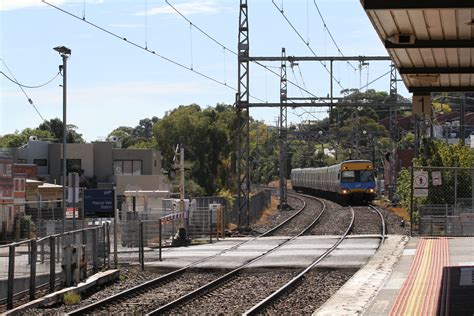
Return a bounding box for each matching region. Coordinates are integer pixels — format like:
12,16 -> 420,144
0,59 -> 47,122
272,0 -> 345,91
312,0 -> 357,71
41,0 -> 268,103
0,70 -> 61,89
165,0 -> 325,101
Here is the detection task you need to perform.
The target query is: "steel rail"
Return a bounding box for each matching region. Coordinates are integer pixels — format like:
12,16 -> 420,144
146,195 -> 326,315
68,196 -> 309,315
369,205 -> 387,246
242,206 -> 355,316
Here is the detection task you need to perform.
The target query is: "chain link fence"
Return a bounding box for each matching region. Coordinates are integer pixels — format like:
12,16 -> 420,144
412,165 -> 474,236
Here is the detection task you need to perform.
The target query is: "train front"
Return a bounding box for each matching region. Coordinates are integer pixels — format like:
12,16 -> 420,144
338,161 -> 376,204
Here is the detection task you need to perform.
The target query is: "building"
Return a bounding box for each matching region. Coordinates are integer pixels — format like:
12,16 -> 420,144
7,139 -> 168,210
0,157 -> 14,235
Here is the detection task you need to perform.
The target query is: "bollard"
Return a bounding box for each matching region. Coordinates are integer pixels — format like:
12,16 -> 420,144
30,239 -> 37,301
7,245 -> 15,310
49,236 -> 56,293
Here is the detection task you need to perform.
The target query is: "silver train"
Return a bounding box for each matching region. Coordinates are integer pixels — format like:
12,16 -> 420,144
291,160 -> 377,204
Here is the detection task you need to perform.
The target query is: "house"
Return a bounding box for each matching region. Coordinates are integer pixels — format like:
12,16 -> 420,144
7,139 -> 168,211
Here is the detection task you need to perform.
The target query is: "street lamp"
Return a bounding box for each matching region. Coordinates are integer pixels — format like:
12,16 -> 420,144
54,45 -> 71,233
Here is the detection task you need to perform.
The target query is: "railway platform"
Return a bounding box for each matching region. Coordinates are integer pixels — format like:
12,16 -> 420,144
315,236 -> 474,316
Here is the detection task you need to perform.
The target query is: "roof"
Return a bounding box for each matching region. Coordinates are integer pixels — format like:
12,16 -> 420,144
361,1 -> 474,94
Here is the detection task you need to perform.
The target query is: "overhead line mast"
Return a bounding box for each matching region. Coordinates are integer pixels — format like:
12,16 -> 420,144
236,0 -> 250,230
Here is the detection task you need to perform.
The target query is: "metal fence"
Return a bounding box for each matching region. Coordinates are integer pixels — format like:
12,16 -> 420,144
412,165 -> 474,236
0,225 -> 109,311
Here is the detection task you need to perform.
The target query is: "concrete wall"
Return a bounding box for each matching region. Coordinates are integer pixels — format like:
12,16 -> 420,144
17,141 -> 50,176
49,143 -> 94,184
93,142 -> 113,183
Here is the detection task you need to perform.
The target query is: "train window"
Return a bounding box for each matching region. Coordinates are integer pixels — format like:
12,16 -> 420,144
341,171 -> 355,182
341,170 -> 374,183
360,170 -> 374,182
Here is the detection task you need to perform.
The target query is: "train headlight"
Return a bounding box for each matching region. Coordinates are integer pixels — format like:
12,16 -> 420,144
367,188 -> 375,193
341,189 -> 350,194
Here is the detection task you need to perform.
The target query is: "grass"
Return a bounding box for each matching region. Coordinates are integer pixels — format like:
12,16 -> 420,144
390,207 -> 410,222
63,291 -> 81,305
256,197 -> 280,225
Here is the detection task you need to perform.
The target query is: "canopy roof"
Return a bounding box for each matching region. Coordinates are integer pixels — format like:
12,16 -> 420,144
361,0 -> 474,94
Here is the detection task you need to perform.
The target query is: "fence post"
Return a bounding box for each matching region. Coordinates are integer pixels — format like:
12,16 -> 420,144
114,208 -> 118,269
105,222 -> 110,269
30,239 -> 37,301
49,236 -> 55,293
92,228 -> 98,273
159,219 -> 162,261
139,221 -> 144,271
7,245 -> 15,310
209,208 -> 213,244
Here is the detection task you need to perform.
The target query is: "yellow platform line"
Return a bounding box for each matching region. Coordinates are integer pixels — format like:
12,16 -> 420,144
390,238 -> 450,316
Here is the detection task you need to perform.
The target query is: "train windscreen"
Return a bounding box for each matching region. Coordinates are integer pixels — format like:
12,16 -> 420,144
341,170 -> 374,183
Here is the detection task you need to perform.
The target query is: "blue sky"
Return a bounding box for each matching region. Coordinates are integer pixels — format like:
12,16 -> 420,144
1,0 -> 409,142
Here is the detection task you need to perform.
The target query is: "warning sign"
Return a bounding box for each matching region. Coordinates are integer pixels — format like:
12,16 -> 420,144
414,171 -> 429,188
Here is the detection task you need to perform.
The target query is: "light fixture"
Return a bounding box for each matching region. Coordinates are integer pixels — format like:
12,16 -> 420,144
408,74 -> 440,84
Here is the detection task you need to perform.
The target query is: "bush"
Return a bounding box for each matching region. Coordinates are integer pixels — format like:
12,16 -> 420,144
63,291 -> 81,305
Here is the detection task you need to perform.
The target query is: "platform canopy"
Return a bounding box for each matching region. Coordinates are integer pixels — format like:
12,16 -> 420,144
361,0 -> 474,94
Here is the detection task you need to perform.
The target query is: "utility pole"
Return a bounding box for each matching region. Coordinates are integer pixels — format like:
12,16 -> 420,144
53,45 -> 71,234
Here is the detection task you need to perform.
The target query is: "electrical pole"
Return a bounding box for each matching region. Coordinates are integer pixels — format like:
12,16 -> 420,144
279,47 -> 288,210
236,0 -> 250,231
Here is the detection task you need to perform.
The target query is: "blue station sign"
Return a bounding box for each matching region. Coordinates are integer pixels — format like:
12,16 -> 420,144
84,189 -> 114,217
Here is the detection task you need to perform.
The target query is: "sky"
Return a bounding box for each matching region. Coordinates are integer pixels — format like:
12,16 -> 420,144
1,0 -> 410,142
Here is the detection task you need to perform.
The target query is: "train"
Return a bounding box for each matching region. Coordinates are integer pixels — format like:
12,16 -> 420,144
290,160 -> 377,204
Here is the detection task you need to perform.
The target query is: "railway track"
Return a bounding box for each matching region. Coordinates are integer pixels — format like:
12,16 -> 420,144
242,204 -> 387,315
147,196 -> 350,315
67,194 -> 324,315
42,195 -> 387,315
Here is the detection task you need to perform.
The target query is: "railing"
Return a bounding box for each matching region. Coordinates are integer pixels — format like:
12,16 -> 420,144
0,225 -> 109,311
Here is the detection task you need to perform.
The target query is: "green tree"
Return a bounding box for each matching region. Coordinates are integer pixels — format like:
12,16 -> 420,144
38,118 -> 84,143
154,103 -> 237,196
0,128 -> 54,147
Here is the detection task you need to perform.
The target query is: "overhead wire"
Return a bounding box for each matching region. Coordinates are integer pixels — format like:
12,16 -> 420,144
0,58 -> 47,122
165,0 -> 324,101
312,0 -> 357,71
271,0 -> 345,91
41,0 -> 267,103
0,70 -> 61,89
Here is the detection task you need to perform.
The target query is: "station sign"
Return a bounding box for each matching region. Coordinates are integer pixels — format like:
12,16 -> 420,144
84,189 -> 115,217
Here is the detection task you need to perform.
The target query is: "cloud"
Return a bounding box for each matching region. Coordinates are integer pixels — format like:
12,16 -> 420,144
135,1 -> 229,17
0,0 -> 103,11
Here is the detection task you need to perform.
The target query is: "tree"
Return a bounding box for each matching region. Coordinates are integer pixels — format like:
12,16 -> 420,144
38,118 -> 84,143
0,128 -> 54,147
396,140 -> 474,209
153,104 -> 237,196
